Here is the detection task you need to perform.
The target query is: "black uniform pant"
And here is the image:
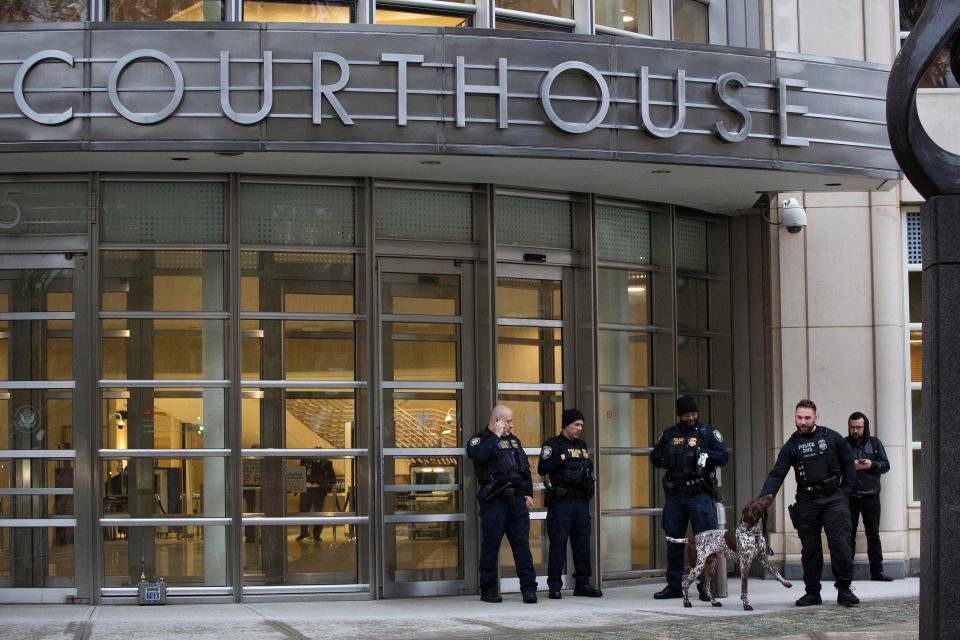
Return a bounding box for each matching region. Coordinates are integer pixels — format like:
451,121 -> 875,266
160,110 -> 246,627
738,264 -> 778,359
546,498 -> 591,591
478,494 -> 537,594
794,491 -> 853,593
298,487 -> 328,538
849,494 -> 884,577
662,491 -> 717,590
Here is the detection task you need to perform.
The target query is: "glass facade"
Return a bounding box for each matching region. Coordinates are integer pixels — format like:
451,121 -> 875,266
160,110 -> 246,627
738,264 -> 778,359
0,175 -> 732,600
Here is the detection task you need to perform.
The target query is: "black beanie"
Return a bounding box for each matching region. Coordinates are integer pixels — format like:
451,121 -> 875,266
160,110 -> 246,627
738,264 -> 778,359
561,408 -> 585,428
676,396 -> 698,416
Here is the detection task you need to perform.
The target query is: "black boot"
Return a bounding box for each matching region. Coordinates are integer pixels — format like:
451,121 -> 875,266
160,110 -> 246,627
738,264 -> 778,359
522,589 -> 538,603
837,587 -> 860,607
480,590 -> 502,603
548,589 -> 562,599
573,583 -> 602,597
653,585 -> 683,599
795,592 -> 822,607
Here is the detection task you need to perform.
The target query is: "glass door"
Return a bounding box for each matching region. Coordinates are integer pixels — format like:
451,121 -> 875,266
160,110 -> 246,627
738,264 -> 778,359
494,264 -> 573,592
378,258 -> 475,597
0,253 -> 88,597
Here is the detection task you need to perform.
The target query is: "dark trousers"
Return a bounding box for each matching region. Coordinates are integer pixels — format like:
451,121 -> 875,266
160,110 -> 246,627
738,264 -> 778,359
546,498 -> 591,591
849,494 -> 884,577
795,491 -> 853,593
478,495 -> 537,593
298,487 -> 328,538
662,491 -> 717,590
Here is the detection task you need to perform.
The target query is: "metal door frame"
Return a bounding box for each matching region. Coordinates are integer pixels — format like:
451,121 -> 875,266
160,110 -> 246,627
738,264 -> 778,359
374,256 -> 477,597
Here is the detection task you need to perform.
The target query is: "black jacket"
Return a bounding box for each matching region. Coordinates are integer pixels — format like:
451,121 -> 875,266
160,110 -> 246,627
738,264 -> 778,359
844,417 -> 890,497
760,425 -> 856,498
651,420 -> 729,476
467,428 -> 533,498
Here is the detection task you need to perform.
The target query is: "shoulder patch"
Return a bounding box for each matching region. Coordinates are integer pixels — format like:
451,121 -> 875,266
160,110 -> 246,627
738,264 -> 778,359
714,430 -> 723,442
469,436 -> 481,447
541,445 -> 552,459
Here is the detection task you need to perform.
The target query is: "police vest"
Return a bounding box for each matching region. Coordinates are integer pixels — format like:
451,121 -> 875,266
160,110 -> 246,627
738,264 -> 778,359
552,445 -> 592,488
792,427 -> 839,487
665,428 -> 706,480
487,437 -> 524,486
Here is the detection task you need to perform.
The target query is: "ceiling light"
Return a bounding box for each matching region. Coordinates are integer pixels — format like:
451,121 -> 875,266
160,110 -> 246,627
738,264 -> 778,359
622,15 -> 634,22
627,286 -> 646,293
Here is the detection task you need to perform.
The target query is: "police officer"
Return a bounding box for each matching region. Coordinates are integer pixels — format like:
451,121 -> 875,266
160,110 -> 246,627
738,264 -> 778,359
651,396 -> 729,600
467,404 -> 538,603
296,453 -> 336,542
845,411 -> 892,582
538,408 -> 602,599
759,399 -> 859,607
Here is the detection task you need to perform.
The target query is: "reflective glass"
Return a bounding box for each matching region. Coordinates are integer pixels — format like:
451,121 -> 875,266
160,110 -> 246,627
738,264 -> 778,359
0,320 -> 72,381
909,271 -> 922,324
496,390 -> 562,447
284,320 -> 357,381
912,389 -> 922,443
597,269 -> 650,326
384,389 -> 459,449
388,522 -> 462,582
595,0 -> 650,33
1,394 -> 72,450
910,330 -> 922,383
600,514 -> 655,572
599,454 -> 651,510
239,457 -> 356,516
244,1 -> 352,22
0,528 -> 75,587
241,390 -> 358,450
0,1 -> 86,22
108,0 -> 223,21
913,449 -> 922,502
0,459 -> 74,518
101,319 -> 225,380
101,183 -> 226,243
597,330 -> 650,387
494,19 -> 568,31
102,526 -> 227,587
384,323 -> 459,382
676,276 -> 708,331
101,458 -> 225,517
381,272 -> 459,316
677,335 -> 709,390
673,0 -> 707,43
495,0 -> 572,19
496,278 -> 561,319
500,519 -> 546,574
102,251 -> 225,312
241,252 -> 354,314
243,525 -> 360,585
0,182 -> 88,234
102,389 -> 226,449
497,326 -> 562,384
376,8 -> 469,27
598,392 -> 653,448
386,457 -> 461,515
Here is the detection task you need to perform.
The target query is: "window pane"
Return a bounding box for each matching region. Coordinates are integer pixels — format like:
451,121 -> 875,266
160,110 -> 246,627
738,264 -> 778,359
243,1 -> 352,22
677,335 -> 709,389
599,454 -> 652,510
496,277 -> 561,320
283,320 -> 357,381
385,323 -> 458,382
102,389 -> 226,449
495,0 -> 572,19
101,319 -> 224,380
382,272 -> 459,316
0,459 -> 74,518
495,196 -> 572,248
0,1 -> 87,22
910,330 -> 922,383
386,457 -> 461,515
673,0 -> 708,43
241,252 -> 354,314
102,251 -> 225,313
0,182 -> 88,234
102,526 -> 226,587
598,392 -> 653,448
601,515 -> 655,573
240,457 -> 356,516
909,271 -> 922,324
595,0 -> 650,33
496,390 -> 562,446
598,330 -> 650,387
500,519 -> 547,574
912,389 -> 922,443
497,326 -> 562,384
376,9 -> 469,27
1,394 -> 72,450
384,389 -> 459,449
597,269 -> 650,325
241,389 -> 359,449
388,522 -> 463,582
494,19 -> 568,31
108,0 -> 223,20
0,527 -> 74,587
102,457 -> 225,517
676,276 -> 707,331
243,525 -> 360,585
912,449 -> 922,503
240,184 -> 356,246
101,183 -> 225,243
375,189 -> 473,242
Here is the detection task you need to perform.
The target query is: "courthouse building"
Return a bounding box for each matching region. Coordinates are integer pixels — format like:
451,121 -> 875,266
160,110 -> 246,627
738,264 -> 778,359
0,0 -> 933,603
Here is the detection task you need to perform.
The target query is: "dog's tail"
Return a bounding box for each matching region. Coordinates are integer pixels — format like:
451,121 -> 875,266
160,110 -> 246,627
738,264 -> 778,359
665,536 -> 689,544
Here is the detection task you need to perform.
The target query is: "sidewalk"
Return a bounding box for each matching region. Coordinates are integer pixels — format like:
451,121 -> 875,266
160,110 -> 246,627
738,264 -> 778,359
0,578 -> 919,640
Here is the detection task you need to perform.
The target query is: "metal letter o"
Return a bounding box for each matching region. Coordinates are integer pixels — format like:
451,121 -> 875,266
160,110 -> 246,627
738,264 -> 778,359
540,61 -> 610,134
108,49 -> 184,125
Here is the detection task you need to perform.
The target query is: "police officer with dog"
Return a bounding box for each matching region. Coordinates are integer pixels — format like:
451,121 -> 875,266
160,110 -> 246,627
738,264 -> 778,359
651,396 -> 729,600
759,399 -> 859,607
538,408 -> 602,599
467,404 -> 538,603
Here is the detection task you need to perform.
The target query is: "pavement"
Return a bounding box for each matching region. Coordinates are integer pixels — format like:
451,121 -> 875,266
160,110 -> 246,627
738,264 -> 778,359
0,577 -> 919,640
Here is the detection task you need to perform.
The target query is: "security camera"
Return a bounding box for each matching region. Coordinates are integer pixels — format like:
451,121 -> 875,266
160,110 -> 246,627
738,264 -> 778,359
781,198 -> 807,234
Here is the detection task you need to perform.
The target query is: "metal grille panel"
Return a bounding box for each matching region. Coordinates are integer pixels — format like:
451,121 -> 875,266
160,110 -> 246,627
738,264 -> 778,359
495,195 -> 572,248
907,211 -> 922,265
0,181 -> 88,235
102,182 -> 225,243
676,218 -> 707,272
375,188 -> 472,242
597,205 -> 651,264
241,184 -> 355,246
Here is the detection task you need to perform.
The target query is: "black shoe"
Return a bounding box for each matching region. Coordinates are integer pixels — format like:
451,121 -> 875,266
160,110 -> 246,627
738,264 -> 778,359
871,574 -> 893,582
697,583 -> 710,602
548,589 -> 562,599
480,591 -> 502,603
522,590 -> 538,604
295,532 -> 308,542
837,588 -> 860,607
313,535 -> 322,541
573,584 -> 602,597
653,586 -> 683,599
795,592 -> 822,607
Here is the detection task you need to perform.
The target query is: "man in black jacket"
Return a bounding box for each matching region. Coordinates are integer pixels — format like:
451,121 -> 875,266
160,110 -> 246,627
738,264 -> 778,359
845,411 -> 893,582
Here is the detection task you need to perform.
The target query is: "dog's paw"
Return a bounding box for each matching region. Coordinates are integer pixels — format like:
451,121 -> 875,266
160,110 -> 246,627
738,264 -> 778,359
784,581 -> 793,588
743,604 -> 753,611
683,601 -> 692,608
711,601 -> 722,608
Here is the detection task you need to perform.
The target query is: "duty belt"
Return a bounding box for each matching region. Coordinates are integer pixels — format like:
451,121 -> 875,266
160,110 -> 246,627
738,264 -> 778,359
798,475 -> 840,497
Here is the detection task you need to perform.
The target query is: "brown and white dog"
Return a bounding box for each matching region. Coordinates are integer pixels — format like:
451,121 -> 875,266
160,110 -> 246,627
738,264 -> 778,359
665,495 -> 792,610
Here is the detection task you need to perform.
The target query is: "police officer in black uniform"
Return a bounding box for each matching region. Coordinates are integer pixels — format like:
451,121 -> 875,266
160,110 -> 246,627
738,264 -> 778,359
538,408 -> 602,599
759,399 -> 859,607
467,404 -> 538,603
651,396 -> 729,600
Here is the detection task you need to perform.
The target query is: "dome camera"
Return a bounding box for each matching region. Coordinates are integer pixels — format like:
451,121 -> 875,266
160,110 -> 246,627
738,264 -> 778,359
781,198 -> 807,234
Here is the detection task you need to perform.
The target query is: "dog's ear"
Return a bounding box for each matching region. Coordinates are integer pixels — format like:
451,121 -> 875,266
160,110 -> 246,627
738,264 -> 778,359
757,494 -> 773,511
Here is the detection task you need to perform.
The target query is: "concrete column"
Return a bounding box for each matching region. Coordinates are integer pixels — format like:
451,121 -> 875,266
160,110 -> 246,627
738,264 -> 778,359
919,197 -> 960,639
